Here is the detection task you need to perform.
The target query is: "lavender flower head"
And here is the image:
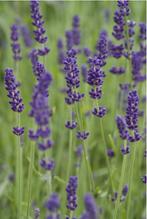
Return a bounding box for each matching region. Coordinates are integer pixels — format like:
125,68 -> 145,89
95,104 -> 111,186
10,24 -> 22,61
21,25 -> 33,48
116,116 -> 128,140
4,68 -> 24,113
92,106 -> 107,118
30,0 -> 48,44
120,184 -> 129,202
45,193 -> 60,212
72,15 -> 80,46
66,176 -> 78,211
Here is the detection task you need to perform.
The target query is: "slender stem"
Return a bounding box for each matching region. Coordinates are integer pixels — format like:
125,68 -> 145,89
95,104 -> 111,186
99,118 -> 114,191
113,140 -> 128,219
69,210 -> 74,219
66,107 -> 73,180
26,142 -> 35,218
126,144 -> 137,219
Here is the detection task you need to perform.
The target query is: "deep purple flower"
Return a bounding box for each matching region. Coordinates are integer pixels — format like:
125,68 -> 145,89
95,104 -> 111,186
92,106 -> 107,118
64,49 -> 84,104
109,66 -> 125,75
28,129 -> 39,141
127,20 -> 136,37
139,23 -> 146,40
109,43 -> 124,58
107,148 -> 115,158
96,30 -> 108,61
40,159 -> 55,171
141,175 -> 147,184
38,47 -> 50,56
75,145 -> 83,157
13,127 -> 24,136
81,194 -> 98,219
66,176 -> 78,211
57,38 -> 65,65
65,121 -> 77,129
29,48 -> 39,74
21,25 -> 33,47
121,144 -> 130,155
4,68 -> 24,113
83,48 -> 91,57
38,139 -> 53,151
87,55 -> 105,99
72,15 -> 80,46
77,131 -> 89,140
30,0 -> 48,44
10,24 -> 22,61
120,184 -> 129,202
45,193 -> 60,212
116,116 -> 128,140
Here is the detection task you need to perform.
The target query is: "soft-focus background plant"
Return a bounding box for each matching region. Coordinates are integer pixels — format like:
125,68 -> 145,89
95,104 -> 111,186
0,1 -> 146,219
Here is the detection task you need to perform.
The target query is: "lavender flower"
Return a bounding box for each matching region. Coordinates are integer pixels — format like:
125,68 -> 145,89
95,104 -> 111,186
34,208 -> 40,219
30,0 -> 47,44
45,193 -> 60,212
92,106 -> 107,117
126,90 -> 141,142
40,159 -> 55,171
141,175 -> 147,184
65,121 -> 77,129
96,30 -> 108,62
83,48 -> 91,57
64,48 -> 84,104
121,144 -> 130,155
81,64 -> 87,82
57,38 -> 65,65
13,127 -> 24,136
139,23 -> 146,40
10,24 -> 22,61
80,193 -> 99,219
120,184 -> 129,202
116,116 -> 128,140
109,66 -> 125,75
72,15 -> 80,46
66,31 -> 73,50
4,68 -> 24,113
107,148 -> 115,158
75,145 -> 83,157
109,43 -> 124,59
111,192 -> 118,202
66,176 -> 78,211
21,25 -> 33,47
77,131 -> 89,140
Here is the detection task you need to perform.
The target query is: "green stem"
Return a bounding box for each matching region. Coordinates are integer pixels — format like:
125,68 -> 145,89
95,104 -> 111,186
99,118 -> 114,191
126,144 -> 137,219
113,140 -> 128,219
69,210 -> 73,219
26,142 -> 35,218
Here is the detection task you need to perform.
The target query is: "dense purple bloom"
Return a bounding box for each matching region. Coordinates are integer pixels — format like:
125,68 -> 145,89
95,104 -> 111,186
72,15 -> 80,46
65,121 -> 77,129
87,55 -> 105,99
77,131 -> 89,140
80,194 -> 98,219
107,148 -> 115,158
64,49 -> 84,104
92,106 -> 107,117
29,48 -> 39,74
38,139 -> 53,151
13,127 -> 24,136
109,66 -> 125,75
66,176 -> 78,211
121,144 -> 130,155
40,159 -> 55,171
139,23 -> 146,40
116,116 -> 128,139
96,30 -> 108,61
38,47 -> 50,56
4,68 -> 24,113
30,0 -> 47,44
109,43 -> 124,58
21,25 -> 33,47
45,193 -> 60,212
127,20 -> 136,37
10,24 -> 22,61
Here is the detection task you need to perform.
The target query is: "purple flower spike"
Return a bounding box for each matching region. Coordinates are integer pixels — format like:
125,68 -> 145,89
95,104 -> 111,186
38,139 -> 53,151
83,48 -> 91,57
92,106 -> 107,118
66,176 -> 78,211
77,131 -> 89,140
65,121 -> 77,129
116,116 -> 128,140
120,184 -> 129,202
30,0 -> 48,44
10,24 -> 22,61
21,25 -> 33,48
107,148 -> 115,158
96,30 -> 108,60
66,31 -> 73,50
4,68 -> 24,113
121,144 -> 130,155
109,43 -> 124,59
34,208 -> 40,219
40,159 -> 55,171
57,38 -> 65,65
13,127 -> 24,136
72,15 -> 80,46
45,193 -> 60,212
81,193 -> 99,219
28,129 -> 39,141
75,145 -> 83,157
111,192 -> 118,202
109,66 -> 125,75
139,23 -> 146,40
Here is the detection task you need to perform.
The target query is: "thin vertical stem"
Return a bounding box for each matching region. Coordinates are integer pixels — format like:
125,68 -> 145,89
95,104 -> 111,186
26,142 -> 35,218
126,144 -> 137,219
113,140 -> 128,219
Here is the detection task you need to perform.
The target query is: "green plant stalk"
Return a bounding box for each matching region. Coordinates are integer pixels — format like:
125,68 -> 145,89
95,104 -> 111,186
66,108 -> 73,181
69,210 -> 74,219
126,144 -> 137,219
99,118 -> 114,191
113,140 -> 128,219
75,103 -> 95,192
26,142 -> 35,218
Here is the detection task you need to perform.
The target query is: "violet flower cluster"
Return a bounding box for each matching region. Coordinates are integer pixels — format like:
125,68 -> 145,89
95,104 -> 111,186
66,176 -> 78,211
45,193 -> 60,219
4,68 -> 24,136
